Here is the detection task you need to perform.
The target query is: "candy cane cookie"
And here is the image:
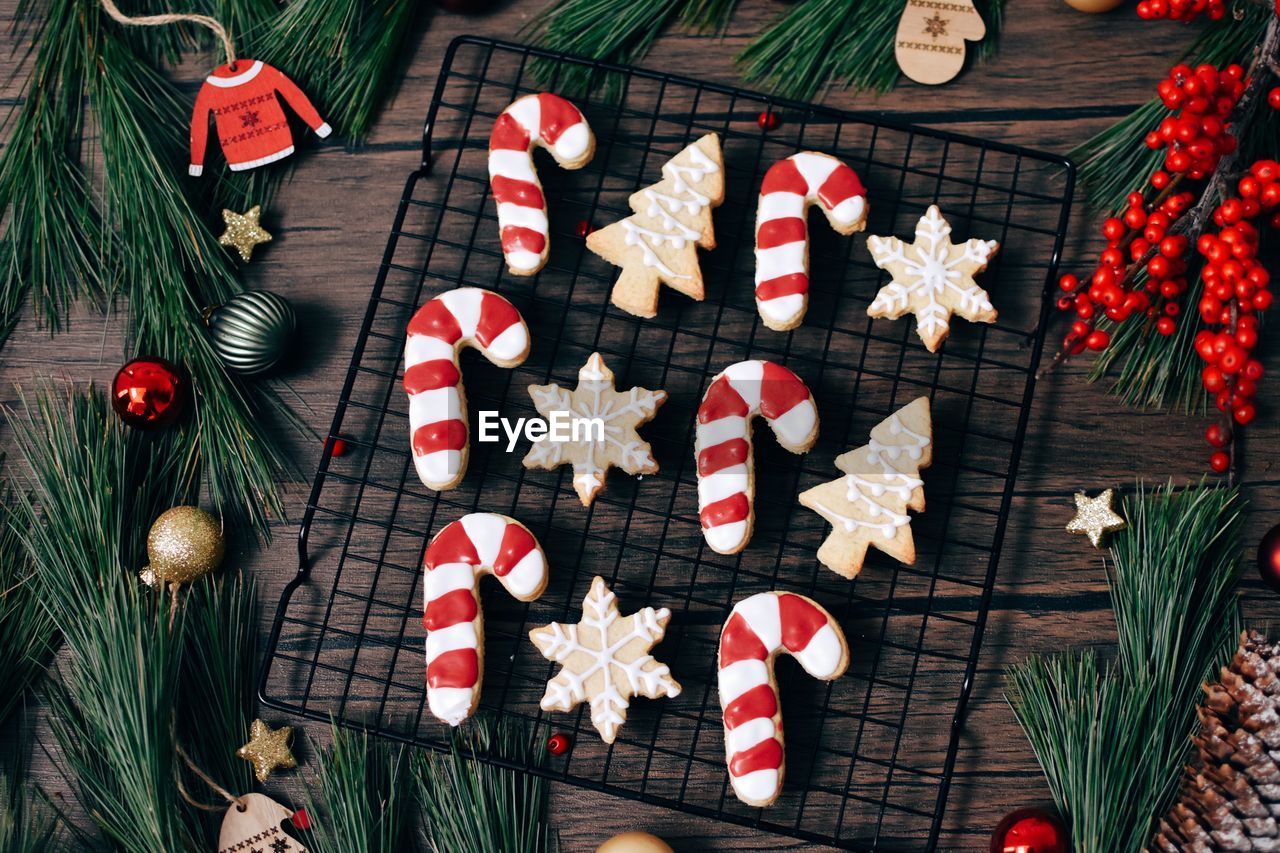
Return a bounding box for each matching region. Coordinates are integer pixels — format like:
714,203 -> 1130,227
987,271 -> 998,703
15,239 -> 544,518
755,152 -> 868,332
695,360 -> 819,554
423,513 -> 549,726
719,591 -> 849,807
489,93 -> 595,275
404,287 -> 530,491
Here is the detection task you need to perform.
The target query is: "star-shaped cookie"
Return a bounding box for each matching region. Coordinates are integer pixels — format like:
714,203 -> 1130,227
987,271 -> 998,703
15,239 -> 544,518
866,205 -> 999,352
529,576 -> 681,743
523,353 -> 667,506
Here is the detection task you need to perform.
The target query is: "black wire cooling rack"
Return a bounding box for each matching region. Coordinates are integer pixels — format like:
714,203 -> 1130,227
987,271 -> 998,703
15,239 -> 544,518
260,36 -> 1075,851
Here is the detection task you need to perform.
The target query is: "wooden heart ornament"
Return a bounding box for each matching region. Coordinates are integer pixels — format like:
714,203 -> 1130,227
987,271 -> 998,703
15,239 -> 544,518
218,793 -> 307,853
894,0 -> 987,85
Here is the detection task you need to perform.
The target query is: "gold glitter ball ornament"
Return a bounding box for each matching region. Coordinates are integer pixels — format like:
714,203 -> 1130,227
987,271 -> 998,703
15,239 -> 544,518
237,718 -> 298,783
140,506 -> 225,586
218,205 -> 273,262
1065,488 -> 1127,549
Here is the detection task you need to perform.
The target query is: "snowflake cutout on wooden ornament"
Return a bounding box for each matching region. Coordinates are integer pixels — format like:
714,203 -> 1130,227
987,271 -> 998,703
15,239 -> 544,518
529,576 -> 681,743
866,205 -> 999,352
523,353 -> 667,506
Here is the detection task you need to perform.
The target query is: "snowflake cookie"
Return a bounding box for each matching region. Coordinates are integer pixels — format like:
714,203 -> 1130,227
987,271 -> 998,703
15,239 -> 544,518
523,353 -> 667,506
866,205 -> 999,352
529,576 -> 681,743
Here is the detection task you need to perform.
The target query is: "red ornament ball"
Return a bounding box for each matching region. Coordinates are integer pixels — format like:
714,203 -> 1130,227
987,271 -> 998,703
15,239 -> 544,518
547,732 -> 571,756
1269,87 -> 1280,110
1209,450 -> 1231,473
757,110 -> 781,131
576,220 -> 594,238
1258,523 -> 1280,593
990,807 -> 1068,853
325,436 -> 348,458
111,356 -> 185,430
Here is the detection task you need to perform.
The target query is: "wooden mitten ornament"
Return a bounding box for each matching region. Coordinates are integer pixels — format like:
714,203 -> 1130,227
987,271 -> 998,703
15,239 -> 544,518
218,793 -> 308,853
894,0 -> 987,86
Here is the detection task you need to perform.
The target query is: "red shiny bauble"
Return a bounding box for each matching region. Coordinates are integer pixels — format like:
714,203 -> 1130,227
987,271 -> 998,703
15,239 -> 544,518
1257,523 -> 1280,592
990,807 -> 1068,853
325,436 -> 348,458
576,220 -> 594,238
111,356 -> 185,430
547,733 -> 571,756
757,110 -> 781,131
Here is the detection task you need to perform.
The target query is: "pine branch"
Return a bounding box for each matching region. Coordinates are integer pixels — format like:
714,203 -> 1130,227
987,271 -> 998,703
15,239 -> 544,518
0,483 -> 56,733
413,716 -> 552,853
0,762 -> 65,853
300,726 -> 412,853
1007,482 -> 1245,853
1073,6 -> 1270,214
10,386 -> 198,852
739,0 -> 1007,102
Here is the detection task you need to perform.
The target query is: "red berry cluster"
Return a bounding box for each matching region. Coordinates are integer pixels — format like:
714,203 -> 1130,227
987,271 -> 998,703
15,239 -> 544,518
1192,160 -> 1280,469
1136,0 -> 1226,22
1055,187 -> 1197,356
1146,64 -> 1244,179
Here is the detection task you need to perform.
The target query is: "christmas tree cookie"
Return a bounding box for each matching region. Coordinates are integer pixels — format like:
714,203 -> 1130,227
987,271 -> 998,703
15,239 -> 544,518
799,397 -> 932,578
587,134 -> 724,318
866,205 -> 999,352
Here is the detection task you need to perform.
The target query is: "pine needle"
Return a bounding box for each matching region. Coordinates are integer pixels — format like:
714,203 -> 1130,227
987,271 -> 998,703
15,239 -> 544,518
300,725 -> 413,853
0,762 -> 64,853
0,480 -> 55,732
1007,482 -> 1244,853
413,716 -> 552,853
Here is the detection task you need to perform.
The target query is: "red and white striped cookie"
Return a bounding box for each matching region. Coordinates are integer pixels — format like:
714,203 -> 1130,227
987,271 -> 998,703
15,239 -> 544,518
489,92 -> 595,276
718,591 -> 849,807
695,360 -> 819,554
755,152 -> 868,331
404,287 -> 530,491
423,513 -> 549,726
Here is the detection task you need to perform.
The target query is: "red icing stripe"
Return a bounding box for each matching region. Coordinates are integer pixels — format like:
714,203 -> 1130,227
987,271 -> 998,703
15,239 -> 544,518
779,593 -> 828,652
424,587 -> 478,630
698,438 -> 748,477
756,217 -> 807,250
730,737 -> 783,777
720,612 -> 768,667
756,273 -> 809,301
760,158 -> 806,196
407,298 -> 462,343
700,493 -> 749,529
475,293 -> 522,350
759,363 -> 809,420
698,377 -> 748,423
537,93 -> 582,145
724,683 -> 777,730
817,164 -> 866,210
493,522 -> 536,577
424,520 -> 481,569
412,420 -> 468,457
403,359 -> 460,395
427,648 -> 479,689
490,175 -> 545,209
490,112 -> 530,151
500,225 -> 547,256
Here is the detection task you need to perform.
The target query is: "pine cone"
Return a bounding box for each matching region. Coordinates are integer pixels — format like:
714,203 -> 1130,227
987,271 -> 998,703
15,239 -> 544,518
1151,630 -> 1280,852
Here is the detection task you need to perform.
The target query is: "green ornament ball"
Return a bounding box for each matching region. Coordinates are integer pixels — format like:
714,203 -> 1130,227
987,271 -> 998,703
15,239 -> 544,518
207,290 -> 296,375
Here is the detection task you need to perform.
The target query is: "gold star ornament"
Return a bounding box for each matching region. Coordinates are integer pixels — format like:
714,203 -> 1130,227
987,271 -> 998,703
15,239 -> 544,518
1066,488 -> 1127,548
237,718 -> 297,782
218,205 -> 273,262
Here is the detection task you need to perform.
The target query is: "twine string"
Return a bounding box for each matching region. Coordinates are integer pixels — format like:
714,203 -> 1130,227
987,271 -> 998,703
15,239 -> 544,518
175,742 -> 247,813
99,0 -> 237,68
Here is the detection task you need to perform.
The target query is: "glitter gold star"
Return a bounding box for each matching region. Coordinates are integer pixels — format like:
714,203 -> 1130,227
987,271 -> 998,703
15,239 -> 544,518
218,205 -> 273,262
1066,488 -> 1127,548
236,718 -> 297,783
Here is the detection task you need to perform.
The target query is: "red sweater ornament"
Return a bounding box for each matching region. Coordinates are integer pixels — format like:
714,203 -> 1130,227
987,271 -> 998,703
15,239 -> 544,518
188,59 -> 331,176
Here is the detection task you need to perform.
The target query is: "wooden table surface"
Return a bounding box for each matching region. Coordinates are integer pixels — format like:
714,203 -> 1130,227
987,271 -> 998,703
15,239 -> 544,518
4,2 -> 1280,851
